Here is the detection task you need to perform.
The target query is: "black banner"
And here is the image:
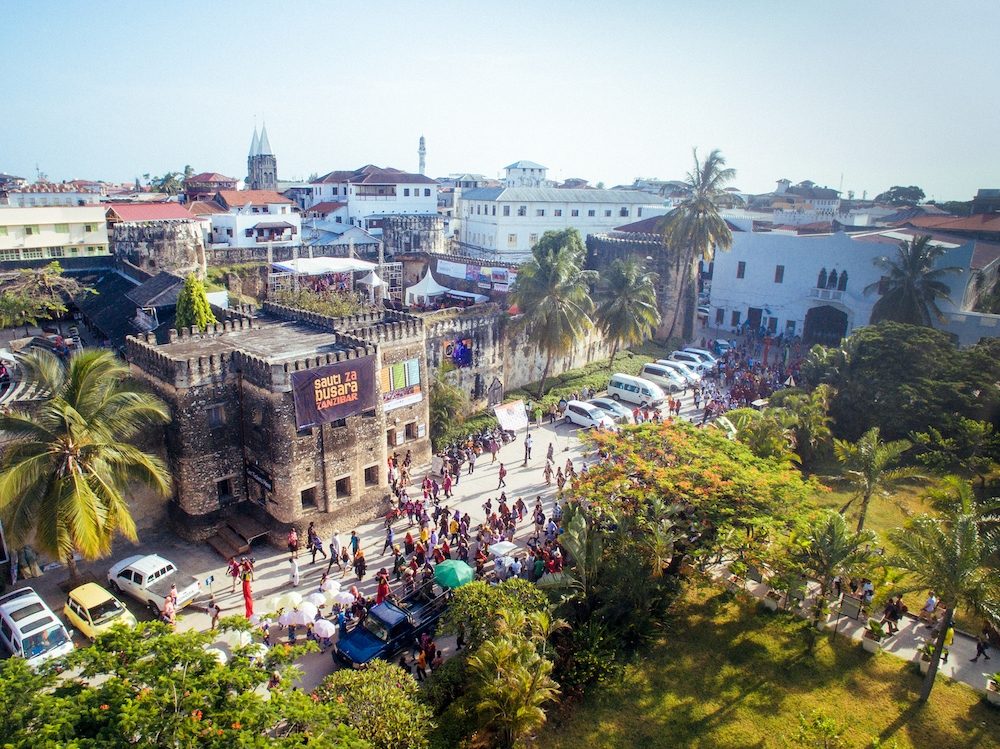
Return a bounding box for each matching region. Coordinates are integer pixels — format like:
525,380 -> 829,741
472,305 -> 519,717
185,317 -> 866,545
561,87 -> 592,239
246,463 -> 273,492
291,356 -> 377,429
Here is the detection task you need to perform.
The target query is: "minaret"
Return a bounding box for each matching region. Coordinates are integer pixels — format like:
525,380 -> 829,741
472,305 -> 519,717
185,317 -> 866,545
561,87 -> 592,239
418,135 -> 426,175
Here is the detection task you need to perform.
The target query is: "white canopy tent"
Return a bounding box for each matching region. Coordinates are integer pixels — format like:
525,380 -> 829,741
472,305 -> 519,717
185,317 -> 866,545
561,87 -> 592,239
356,270 -> 385,302
271,257 -> 378,276
405,271 -> 489,306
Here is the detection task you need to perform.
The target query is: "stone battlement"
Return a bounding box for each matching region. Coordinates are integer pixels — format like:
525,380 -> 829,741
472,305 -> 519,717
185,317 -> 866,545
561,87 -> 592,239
261,301 -> 424,345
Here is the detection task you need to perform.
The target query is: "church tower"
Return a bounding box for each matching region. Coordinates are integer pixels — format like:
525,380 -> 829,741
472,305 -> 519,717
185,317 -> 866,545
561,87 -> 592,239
418,135 -> 426,175
247,123 -> 278,190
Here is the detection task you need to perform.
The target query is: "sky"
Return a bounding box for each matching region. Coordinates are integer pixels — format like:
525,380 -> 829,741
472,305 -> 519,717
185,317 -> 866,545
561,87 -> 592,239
2,0 -> 998,201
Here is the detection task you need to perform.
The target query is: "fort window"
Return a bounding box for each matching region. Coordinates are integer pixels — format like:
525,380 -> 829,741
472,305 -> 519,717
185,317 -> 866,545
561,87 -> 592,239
206,404 -> 226,429
216,477 -> 234,507
554,209 -> 562,217
588,210 -> 595,217
335,476 -> 352,499
715,308 -> 725,326
571,209 -> 579,217
405,421 -> 418,440
604,210 -> 612,217
731,310 -> 741,327
364,465 -> 379,487
300,486 -> 318,510
297,425 -> 313,438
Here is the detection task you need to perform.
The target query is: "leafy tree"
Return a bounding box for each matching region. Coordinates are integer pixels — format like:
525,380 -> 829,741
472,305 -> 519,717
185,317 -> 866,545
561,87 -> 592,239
923,477 -> 1000,547
0,349 -> 171,580
788,511 -> 879,642
0,620 -> 366,748
724,407 -> 799,465
913,418 -> 1000,493
593,256 -> 660,367
793,710 -> 848,749
183,164 -> 195,179
175,273 -> 218,332
442,578 -> 548,651
889,507 -> 1000,702
660,148 -> 736,340
834,427 -> 921,531
874,185 -> 925,205
0,262 -> 94,330
271,288 -> 365,318
864,235 -> 961,326
509,229 -> 596,397
770,385 -> 834,469
151,171 -> 183,195
430,371 -> 468,446
467,610 -> 560,749
929,199 -> 972,217
316,659 -> 433,749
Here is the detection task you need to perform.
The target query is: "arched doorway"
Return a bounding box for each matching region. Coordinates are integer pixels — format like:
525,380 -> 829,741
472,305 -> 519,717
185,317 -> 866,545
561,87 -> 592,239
803,305 -> 848,346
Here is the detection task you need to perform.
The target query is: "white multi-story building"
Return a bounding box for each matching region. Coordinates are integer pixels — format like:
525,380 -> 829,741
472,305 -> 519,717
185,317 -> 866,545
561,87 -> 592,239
503,161 -> 549,188
457,187 -> 666,262
2,182 -> 102,207
308,165 -> 438,237
206,190 -> 300,248
0,206 -> 110,262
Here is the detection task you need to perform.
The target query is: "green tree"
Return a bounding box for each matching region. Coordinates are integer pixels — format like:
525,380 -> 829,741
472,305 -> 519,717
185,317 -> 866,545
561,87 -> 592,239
175,273 -> 218,332
770,385 -> 834,469
660,148 -> 737,340
594,257 -> 660,367
834,427 -> 922,531
912,418 -> 1000,494
183,164 -> 195,179
467,610 -> 561,749
789,511 -> 879,642
442,578 -> 548,652
509,229 -> 595,397
724,408 -> 799,465
889,507 -> 1000,702
864,235 -> 961,326
0,620 -> 365,748
316,659 -> 433,749
151,171 -> 183,195
430,370 -> 468,445
0,262 -> 94,330
873,185 -> 925,205
0,349 -> 171,580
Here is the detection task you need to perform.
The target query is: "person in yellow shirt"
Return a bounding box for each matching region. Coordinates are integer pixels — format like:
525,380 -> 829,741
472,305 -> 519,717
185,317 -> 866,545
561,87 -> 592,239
942,625 -> 955,663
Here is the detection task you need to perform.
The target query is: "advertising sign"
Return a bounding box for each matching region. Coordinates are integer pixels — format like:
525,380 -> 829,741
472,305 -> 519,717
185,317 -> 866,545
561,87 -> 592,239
436,259 -> 467,279
493,400 -> 529,432
380,357 -> 423,412
291,356 -> 376,428
246,463 -> 273,492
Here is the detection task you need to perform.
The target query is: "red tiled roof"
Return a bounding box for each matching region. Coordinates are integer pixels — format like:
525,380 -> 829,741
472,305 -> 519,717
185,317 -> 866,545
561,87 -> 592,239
185,172 -> 236,184
106,203 -> 194,222
312,165 -> 437,185
305,201 -> 347,214
972,242 -> 1000,270
187,200 -> 227,215
906,214 -> 1000,232
215,190 -> 293,208
10,182 -> 90,193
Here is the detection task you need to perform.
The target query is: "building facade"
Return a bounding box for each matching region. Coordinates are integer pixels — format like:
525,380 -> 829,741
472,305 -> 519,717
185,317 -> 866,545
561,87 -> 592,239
457,187 -> 666,262
126,303 -> 431,539
207,190 -> 300,249
2,182 -> 102,207
184,172 -> 237,203
503,161 -> 549,187
0,206 -> 110,263
246,125 -> 278,191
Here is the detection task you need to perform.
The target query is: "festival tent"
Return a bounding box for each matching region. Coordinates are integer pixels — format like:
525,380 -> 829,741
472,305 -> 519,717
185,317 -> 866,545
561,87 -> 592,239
357,270 -> 385,301
271,257 -> 378,275
404,271 -> 450,305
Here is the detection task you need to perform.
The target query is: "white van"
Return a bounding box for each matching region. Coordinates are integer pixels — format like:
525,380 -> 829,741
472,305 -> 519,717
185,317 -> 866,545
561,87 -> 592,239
639,363 -> 687,393
0,588 -> 75,669
607,373 -> 666,407
655,359 -> 702,385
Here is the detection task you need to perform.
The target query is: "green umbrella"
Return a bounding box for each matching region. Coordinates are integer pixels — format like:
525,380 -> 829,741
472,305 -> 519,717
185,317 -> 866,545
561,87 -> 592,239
434,560 -> 475,589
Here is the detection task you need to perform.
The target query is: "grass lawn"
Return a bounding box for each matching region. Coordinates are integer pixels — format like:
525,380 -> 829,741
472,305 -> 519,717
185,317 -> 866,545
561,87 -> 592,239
541,581 -> 1000,749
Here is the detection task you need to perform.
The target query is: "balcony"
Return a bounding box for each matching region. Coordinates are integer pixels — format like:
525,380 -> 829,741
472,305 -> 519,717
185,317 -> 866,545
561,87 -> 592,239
809,287 -> 844,302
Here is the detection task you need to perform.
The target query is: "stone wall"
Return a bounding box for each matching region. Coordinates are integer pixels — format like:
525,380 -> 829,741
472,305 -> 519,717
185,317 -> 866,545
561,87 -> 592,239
111,221 -> 207,276
424,305 -> 506,410
382,215 -> 445,256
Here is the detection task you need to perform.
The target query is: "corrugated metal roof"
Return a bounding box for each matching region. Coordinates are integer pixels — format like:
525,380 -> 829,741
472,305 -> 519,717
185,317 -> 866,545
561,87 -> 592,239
460,187 -> 664,204
505,160 -> 546,170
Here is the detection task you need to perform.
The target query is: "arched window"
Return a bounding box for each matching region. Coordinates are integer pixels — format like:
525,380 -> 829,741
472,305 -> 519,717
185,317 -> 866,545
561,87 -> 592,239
828,270 -> 838,289
817,268 -> 827,289
837,271 -> 848,291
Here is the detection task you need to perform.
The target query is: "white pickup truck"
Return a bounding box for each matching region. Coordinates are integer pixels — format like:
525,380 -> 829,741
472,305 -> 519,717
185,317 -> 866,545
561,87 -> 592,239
107,554 -> 201,615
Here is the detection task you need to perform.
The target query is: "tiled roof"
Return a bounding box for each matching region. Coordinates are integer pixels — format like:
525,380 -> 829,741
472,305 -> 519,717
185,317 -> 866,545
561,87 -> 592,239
215,190 -> 293,208
906,214 -> 1000,232
312,165 -> 437,185
305,201 -> 347,213
8,182 -> 91,194
125,271 -> 185,308
185,172 -> 235,184
107,203 -> 194,222
461,187 -> 664,204
74,271 -> 140,350
187,200 -> 227,215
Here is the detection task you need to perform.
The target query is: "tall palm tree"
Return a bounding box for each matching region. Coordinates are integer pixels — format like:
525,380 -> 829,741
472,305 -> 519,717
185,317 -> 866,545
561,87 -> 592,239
594,257 -> 660,367
0,349 -> 172,580
789,511 -> 879,643
774,384 -> 834,468
889,509 -> 1000,702
661,148 -> 737,340
864,234 -> 961,326
509,229 -> 596,397
834,427 -> 922,532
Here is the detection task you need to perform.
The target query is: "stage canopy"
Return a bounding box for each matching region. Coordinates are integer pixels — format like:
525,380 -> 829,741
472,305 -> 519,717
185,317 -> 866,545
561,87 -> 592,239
271,257 -> 378,276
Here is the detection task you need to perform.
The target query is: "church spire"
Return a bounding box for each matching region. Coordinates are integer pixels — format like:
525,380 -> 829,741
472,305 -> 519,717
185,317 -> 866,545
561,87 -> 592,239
248,126 -> 260,157
258,123 -> 273,155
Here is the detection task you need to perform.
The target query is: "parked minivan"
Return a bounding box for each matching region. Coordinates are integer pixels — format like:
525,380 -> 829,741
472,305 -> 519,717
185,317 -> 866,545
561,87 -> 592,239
668,350 -> 712,373
607,373 -> 666,408
655,359 -> 702,385
0,588 -> 74,669
639,363 -> 687,392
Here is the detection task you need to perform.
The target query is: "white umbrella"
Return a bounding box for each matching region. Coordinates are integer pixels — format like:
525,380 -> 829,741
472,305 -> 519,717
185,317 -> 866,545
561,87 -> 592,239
320,578 -> 340,594
220,629 -> 253,648
333,591 -> 355,606
274,591 -> 303,611
312,619 -> 337,639
297,601 -> 318,620
246,643 -> 270,662
249,614 -> 273,627
304,592 -> 327,608
277,611 -> 297,627
204,647 -> 228,664
489,541 -> 517,557
290,609 -> 313,627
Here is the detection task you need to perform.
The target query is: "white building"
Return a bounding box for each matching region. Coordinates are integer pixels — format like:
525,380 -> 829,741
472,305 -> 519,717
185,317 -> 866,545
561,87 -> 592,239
2,182 -> 102,207
206,190 -> 300,248
503,161 -> 549,188
308,165 -> 438,237
458,187 -> 666,262
0,206 -> 110,262
704,226 -> 999,346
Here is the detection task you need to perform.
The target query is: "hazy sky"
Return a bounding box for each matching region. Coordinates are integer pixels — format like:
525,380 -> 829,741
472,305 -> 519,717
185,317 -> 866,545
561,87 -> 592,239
2,1 -> 997,201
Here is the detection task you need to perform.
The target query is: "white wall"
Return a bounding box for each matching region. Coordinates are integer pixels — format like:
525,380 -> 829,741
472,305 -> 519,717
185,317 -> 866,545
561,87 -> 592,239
209,203 -> 301,248
0,206 -> 109,260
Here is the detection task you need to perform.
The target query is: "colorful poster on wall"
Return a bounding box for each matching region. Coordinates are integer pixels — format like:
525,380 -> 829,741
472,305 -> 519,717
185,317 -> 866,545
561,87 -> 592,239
437,259 -> 467,279
478,267 -> 492,284
493,400 -> 528,432
291,356 -> 377,428
380,357 -> 423,411
465,264 -> 479,282
491,268 -> 508,284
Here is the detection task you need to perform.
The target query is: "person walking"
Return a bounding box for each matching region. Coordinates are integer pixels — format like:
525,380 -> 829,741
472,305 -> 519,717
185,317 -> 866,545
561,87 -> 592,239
971,627 -> 993,662
354,549 -> 367,581
227,556 -> 241,593
942,624 -> 955,663
241,565 -> 254,618
350,531 -> 360,556
524,434 -> 533,465
382,526 -> 395,555
546,442 -> 554,464
326,532 -> 343,574
497,462 -> 507,489
289,555 -> 300,587
207,597 -> 222,631
543,461 -> 553,486
308,523 -> 327,564
415,648 -> 427,681
287,527 -> 300,558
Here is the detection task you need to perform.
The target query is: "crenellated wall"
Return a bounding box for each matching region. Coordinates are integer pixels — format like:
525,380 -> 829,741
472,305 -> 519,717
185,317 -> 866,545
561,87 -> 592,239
111,220 -> 207,276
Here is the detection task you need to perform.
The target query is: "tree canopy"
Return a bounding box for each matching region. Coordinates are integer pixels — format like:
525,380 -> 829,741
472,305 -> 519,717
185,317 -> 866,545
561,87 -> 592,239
864,235 -> 961,326
175,273 -> 218,332
0,262 -> 93,329
874,185 -> 925,205
593,256 -> 660,367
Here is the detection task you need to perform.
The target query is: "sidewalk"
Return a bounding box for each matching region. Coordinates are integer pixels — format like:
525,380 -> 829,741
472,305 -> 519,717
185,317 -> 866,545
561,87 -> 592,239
711,565 -> 996,695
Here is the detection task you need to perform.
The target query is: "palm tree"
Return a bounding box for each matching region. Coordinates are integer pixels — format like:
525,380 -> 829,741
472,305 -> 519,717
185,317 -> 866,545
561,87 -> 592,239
429,371 -> 467,446
0,349 -> 172,580
467,610 -> 561,749
660,148 -> 737,340
594,257 -> 660,367
864,234 -> 961,326
789,511 -> 879,643
834,427 -> 922,532
889,509 -> 1000,702
774,384 -> 834,468
509,229 -> 596,398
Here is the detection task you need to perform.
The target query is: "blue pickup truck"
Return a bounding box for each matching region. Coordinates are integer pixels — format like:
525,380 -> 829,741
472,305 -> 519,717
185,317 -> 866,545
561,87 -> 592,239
334,585 -> 448,668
